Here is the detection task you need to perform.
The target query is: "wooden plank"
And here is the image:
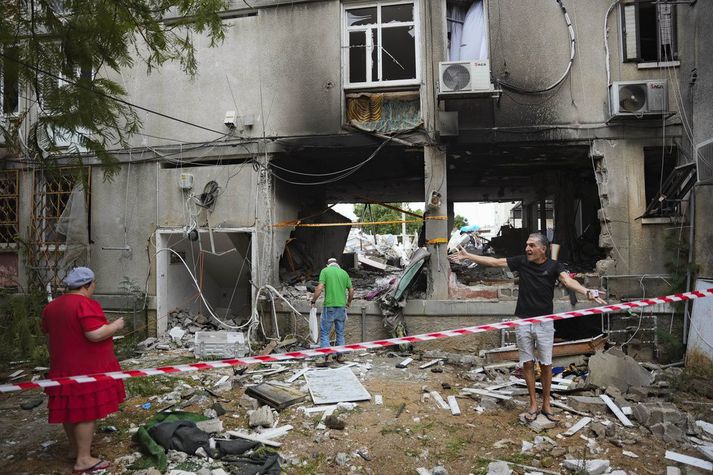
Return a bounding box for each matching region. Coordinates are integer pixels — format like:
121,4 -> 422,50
664,451 -> 713,471
286,368 -> 310,383
226,430 -> 281,447
447,395 -> 461,416
484,334 -> 607,363
599,394 -> 634,427
462,388 -> 512,401
419,359 -> 443,369
563,417 -> 592,436
429,391 -> 450,410
551,400 -> 589,417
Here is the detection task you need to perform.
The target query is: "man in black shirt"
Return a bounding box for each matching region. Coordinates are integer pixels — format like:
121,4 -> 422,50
449,233 -> 606,423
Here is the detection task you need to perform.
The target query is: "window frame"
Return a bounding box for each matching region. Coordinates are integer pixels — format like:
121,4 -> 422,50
620,0 -> 677,64
342,0 -> 421,89
0,170 -> 19,250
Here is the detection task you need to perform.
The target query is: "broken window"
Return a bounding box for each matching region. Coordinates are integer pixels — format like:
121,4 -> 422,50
344,1 -> 418,88
641,147 -> 695,218
446,0 -> 489,61
1,47 -> 20,115
621,0 -> 677,63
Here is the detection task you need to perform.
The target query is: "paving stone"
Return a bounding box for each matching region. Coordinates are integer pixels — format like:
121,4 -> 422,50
567,396 -> 607,413
529,414 -> 556,433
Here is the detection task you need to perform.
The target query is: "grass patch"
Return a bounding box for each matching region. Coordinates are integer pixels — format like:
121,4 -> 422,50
285,453 -> 327,475
124,375 -> 175,397
471,457 -> 491,475
379,425 -> 403,436
442,434 -> 470,461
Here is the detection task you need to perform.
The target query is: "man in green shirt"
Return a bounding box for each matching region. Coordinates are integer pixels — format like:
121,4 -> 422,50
311,258 -> 353,360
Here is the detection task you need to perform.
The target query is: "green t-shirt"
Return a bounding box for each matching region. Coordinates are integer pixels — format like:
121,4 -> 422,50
319,265 -> 352,307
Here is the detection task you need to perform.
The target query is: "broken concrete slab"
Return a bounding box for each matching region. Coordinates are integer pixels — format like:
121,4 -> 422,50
567,396 -> 607,413
528,414 -> 556,433
486,461 -> 512,475
631,402 -> 687,427
563,417 -> 592,437
664,450 -> 713,471
563,459 -> 609,475
650,422 -> 686,443
195,419 -> 223,434
587,348 -> 653,392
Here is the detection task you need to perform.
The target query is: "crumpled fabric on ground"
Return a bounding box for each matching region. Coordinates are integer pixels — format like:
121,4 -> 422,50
132,411 -> 209,472
221,451 -> 281,475
149,420 -> 211,455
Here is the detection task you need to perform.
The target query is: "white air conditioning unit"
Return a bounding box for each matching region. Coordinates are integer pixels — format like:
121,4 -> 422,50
438,60 -> 493,95
609,80 -> 668,118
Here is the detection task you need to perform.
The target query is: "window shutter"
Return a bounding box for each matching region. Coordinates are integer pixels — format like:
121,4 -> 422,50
622,4 -> 639,61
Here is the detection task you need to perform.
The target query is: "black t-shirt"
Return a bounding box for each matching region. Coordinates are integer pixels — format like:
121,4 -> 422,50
506,255 -> 565,318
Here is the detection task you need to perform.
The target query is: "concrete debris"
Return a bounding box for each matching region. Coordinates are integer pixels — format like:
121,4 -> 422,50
631,402 -> 686,428
168,326 -> 186,342
563,417 -> 592,437
563,459 -> 609,475
248,405 -> 275,428
194,418 -> 223,434
599,394 -> 634,427
324,414 -> 346,430
335,452 -> 349,466
431,466 -> 448,475
567,396 -> 607,413
664,450 -> 713,470
587,348 -> 653,392
528,414 -> 557,433
486,461 -> 512,475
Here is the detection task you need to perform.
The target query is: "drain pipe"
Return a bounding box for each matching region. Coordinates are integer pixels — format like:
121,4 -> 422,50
683,188 -> 696,345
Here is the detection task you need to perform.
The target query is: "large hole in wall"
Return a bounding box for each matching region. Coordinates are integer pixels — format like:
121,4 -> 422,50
155,229 -> 254,335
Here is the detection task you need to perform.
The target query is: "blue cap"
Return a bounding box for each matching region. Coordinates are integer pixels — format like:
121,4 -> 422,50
63,267 -> 95,289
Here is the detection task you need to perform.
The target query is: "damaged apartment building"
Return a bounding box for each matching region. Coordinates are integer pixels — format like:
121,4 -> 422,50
1,0 -> 712,356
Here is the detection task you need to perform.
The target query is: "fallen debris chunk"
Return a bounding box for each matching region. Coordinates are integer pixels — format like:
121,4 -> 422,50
397,357 -> 414,368
226,430 -> 281,447
20,397 -> 44,410
664,450 -> 713,470
419,359 -> 443,369
486,461 -> 511,475
416,468 -> 432,475
462,388 -> 512,401
325,414 -> 346,430
374,394 -> 383,405
551,400 -> 589,416
587,347 -> 653,392
563,458 -> 609,475
429,391 -> 450,410
599,394 -> 634,427
286,368 -> 310,383
304,366 -> 371,405
696,419 -> 713,438
563,417 -> 592,437
245,381 -> 306,410
195,418 -> 223,434
622,450 -> 638,458
528,414 -> 556,433
395,402 -> 406,418
248,405 -> 275,428
447,395 -> 461,416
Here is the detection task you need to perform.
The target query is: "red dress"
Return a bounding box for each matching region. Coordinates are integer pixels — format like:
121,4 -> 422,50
42,294 -> 126,424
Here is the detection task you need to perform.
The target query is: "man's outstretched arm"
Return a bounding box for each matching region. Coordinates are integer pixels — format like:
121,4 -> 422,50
559,272 -> 608,305
448,246 -> 508,267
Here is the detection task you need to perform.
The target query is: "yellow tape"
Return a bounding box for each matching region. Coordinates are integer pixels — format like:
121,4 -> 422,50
426,238 -> 448,245
272,216 -> 448,228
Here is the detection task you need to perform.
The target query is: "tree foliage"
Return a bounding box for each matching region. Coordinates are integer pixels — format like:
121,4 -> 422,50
354,203 -> 423,236
0,0 -> 228,178
453,214 -> 469,230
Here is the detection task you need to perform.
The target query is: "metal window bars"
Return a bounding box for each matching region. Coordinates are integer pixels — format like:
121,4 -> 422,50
0,170 -> 19,249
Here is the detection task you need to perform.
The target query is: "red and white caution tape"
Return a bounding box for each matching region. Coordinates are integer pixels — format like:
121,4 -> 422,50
2,288 -> 712,394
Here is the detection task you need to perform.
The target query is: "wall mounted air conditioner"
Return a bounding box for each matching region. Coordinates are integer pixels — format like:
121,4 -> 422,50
438,59 -> 493,96
609,80 -> 668,118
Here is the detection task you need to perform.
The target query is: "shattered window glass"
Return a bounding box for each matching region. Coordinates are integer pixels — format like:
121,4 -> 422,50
344,2 -> 417,86
349,31 -> 367,83
347,7 -> 377,26
382,4 -> 413,23
382,26 -> 416,80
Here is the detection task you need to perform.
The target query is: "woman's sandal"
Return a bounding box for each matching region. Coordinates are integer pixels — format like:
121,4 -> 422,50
72,459 -> 109,474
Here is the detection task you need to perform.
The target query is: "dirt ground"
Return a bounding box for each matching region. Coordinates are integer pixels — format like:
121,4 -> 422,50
1,350 -> 712,475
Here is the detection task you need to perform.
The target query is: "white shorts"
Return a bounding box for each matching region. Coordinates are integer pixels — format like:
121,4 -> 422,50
515,320 -> 555,366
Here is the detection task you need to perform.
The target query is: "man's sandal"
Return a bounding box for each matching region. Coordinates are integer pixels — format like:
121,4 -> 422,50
523,410 -> 539,422
541,410 -> 560,422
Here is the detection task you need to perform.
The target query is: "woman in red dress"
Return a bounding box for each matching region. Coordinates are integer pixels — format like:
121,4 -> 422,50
42,267 -> 126,474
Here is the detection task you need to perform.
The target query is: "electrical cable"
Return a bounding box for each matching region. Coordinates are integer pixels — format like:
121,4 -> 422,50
497,0 -> 575,95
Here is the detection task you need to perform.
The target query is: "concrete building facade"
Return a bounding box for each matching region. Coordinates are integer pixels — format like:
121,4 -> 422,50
1,0 -> 710,347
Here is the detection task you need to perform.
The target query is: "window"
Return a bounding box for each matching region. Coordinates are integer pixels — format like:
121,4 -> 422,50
343,1 -> 418,88
621,0 -> 677,63
641,146 -> 696,218
446,0 -> 488,62
0,171 -> 19,249
1,47 -> 20,115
